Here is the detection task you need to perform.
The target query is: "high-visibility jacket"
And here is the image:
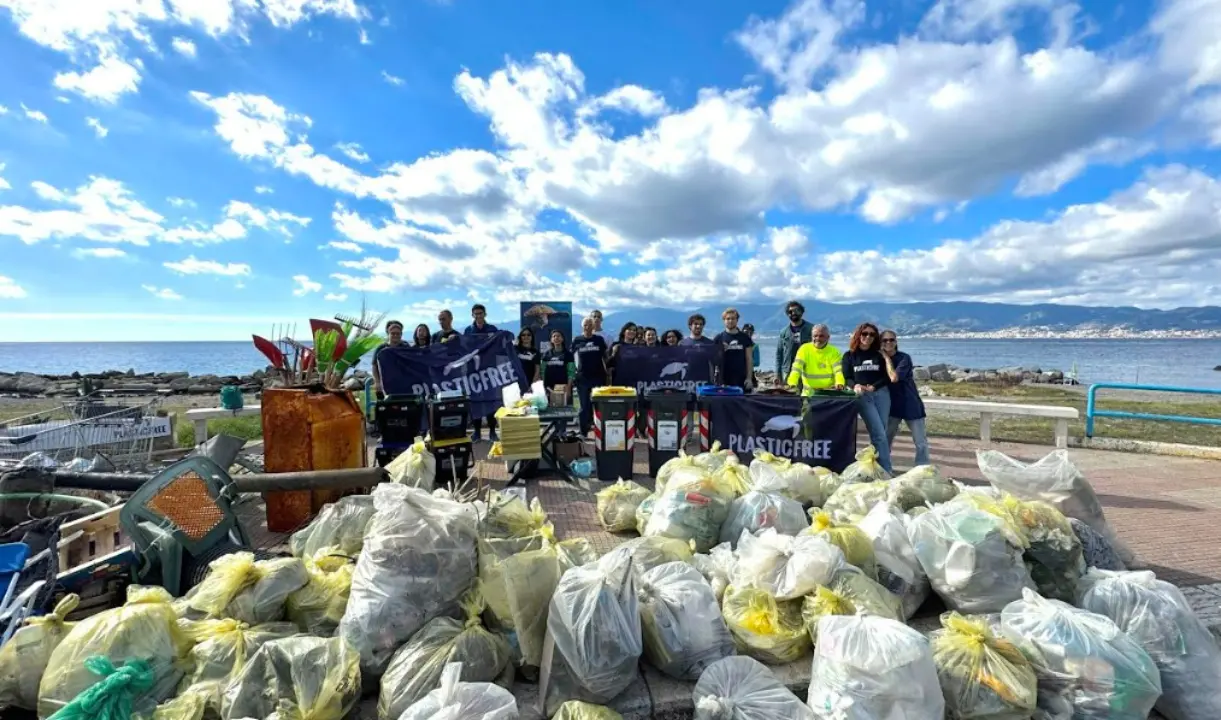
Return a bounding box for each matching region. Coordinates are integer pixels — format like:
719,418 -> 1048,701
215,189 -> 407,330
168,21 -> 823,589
787,342 -> 845,394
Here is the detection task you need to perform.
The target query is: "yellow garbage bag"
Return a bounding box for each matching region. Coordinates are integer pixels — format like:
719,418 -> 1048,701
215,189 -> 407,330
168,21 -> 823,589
140,687 -> 209,720
822,480 -> 891,523
39,586 -> 191,719
721,585 -> 810,665
655,450 -> 700,495
286,551 -> 355,636
553,700 -> 624,720
0,594 -> 78,710
377,592 -> 512,720
801,568 -> 902,644
931,612 -> 1038,719
711,457 -> 751,498
958,493 -> 1084,602
479,491 -> 548,540
221,635 -> 360,720
184,552 -> 309,625
693,440 -> 735,475
386,437 -> 437,490
176,618 -> 297,711
596,479 -> 652,532
840,445 -> 892,484
803,511 -> 878,579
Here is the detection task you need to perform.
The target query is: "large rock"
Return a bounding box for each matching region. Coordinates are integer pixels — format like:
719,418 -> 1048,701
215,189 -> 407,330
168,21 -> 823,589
169,377 -> 194,392
0,374 -> 16,392
186,384 -> 219,395
913,367 -> 931,382
14,373 -> 50,394
158,371 -> 189,381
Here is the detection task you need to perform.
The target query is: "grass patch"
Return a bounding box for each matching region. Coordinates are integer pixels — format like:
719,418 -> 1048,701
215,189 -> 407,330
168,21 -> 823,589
174,414 -> 263,448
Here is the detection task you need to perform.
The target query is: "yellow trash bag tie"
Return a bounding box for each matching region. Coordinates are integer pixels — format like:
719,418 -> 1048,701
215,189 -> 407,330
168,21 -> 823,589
804,511 -> 878,579
953,494 -> 1031,549
931,612 -> 1038,716
722,586 -> 809,665
712,458 -> 751,498
751,449 -> 792,470
801,586 -> 855,643
187,553 -> 260,617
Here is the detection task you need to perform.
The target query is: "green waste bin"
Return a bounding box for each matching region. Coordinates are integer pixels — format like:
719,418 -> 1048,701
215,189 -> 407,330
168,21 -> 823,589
644,389 -> 692,477
591,387 -> 638,483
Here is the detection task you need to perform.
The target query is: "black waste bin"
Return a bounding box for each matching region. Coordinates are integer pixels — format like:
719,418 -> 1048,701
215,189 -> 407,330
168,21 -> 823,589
590,387 -> 638,483
644,389 -> 693,476
375,394 -> 425,444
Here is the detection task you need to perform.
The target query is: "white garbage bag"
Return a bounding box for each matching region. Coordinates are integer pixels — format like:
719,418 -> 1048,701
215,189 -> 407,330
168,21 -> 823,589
637,562 -> 734,680
910,502 -> 1033,613
399,662 -> 518,720
290,494 -> 376,559
338,484 -> 478,676
1000,588 -> 1162,720
543,549 -> 643,715
855,502 -> 929,619
692,656 -> 814,720
1077,569 -> 1221,720
747,456 -> 827,506
976,449 -> 1133,565
733,529 -> 845,601
719,491 -> 809,547
807,614 -> 945,719
692,543 -> 737,603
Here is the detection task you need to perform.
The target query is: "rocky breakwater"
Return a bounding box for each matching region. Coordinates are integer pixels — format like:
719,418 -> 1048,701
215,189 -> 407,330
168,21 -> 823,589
0,368 -> 373,398
915,364 -> 1069,384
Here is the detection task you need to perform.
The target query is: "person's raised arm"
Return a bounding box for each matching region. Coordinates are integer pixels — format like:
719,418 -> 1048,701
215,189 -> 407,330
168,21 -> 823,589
893,353 -> 913,382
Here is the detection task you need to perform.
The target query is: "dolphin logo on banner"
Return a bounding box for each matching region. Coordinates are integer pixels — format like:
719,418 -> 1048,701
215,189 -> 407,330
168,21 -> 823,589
444,348 -> 483,376
660,361 -> 689,379
761,414 -> 803,438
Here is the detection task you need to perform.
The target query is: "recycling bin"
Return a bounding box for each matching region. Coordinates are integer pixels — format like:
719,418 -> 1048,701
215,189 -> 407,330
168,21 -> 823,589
375,393 -> 425,445
431,439 -> 474,484
644,389 -> 693,477
590,386 -> 638,483
695,385 -> 745,452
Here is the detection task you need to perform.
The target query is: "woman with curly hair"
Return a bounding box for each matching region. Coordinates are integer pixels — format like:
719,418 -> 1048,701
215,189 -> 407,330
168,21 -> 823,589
842,321 -> 898,473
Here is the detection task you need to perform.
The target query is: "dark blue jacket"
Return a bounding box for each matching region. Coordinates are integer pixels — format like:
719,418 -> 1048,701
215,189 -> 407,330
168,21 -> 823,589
888,351 -> 926,421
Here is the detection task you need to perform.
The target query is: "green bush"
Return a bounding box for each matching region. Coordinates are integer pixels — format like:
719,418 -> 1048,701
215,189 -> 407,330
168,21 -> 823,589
175,413 -> 264,448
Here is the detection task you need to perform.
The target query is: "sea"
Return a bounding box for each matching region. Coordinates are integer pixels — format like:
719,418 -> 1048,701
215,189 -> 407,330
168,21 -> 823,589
2,338 -> 1220,390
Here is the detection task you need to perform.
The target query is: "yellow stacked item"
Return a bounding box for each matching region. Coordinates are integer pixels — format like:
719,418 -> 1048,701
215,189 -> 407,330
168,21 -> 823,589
497,413 -> 542,459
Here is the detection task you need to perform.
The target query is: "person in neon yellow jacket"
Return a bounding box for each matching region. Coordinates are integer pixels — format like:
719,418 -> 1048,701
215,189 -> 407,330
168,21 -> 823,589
785,324 -> 845,393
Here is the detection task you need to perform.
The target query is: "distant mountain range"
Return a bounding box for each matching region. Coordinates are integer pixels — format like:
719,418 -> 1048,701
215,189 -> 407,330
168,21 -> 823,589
497,300 -> 1221,337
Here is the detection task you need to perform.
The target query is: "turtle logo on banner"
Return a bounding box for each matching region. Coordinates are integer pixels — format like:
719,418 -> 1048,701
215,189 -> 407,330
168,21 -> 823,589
659,361 -> 689,380
706,394 -> 858,471
615,345 -> 715,394
761,414 -> 803,438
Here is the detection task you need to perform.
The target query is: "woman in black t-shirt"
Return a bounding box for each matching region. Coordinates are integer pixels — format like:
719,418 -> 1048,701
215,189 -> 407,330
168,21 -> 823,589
841,321 -> 898,474
541,330 -> 573,392
608,322 -> 638,383
515,328 -> 541,387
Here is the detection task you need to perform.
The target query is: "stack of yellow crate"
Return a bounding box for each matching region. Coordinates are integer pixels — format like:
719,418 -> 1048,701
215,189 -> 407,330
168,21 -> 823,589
497,413 -> 541,459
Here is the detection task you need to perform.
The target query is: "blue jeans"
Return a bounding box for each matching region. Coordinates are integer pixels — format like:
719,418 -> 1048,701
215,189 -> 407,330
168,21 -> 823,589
887,416 -> 930,467
576,378 -> 598,434
856,388 -> 893,474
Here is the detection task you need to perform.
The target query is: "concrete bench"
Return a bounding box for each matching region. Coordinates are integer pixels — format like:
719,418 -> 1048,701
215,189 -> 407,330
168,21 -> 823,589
184,405 -> 262,445
923,398 -> 1078,449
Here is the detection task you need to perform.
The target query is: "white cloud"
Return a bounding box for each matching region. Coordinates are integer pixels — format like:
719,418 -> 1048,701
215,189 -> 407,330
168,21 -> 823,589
142,284 -> 183,300
324,292 -> 348,301
85,116 -> 109,138
359,28 -> 370,45
381,70 -> 405,86
335,141 -> 370,163
171,36 -> 197,57
73,247 -> 126,259
0,276 -> 27,299
0,104 -> 8,115
20,103 -> 48,123
167,196 -> 195,208
53,52 -> 141,102
254,185 -> 274,194
0,163 -> 9,191
292,274 -> 322,295
223,200 -> 311,236
164,255 -> 252,276
324,240 -> 363,252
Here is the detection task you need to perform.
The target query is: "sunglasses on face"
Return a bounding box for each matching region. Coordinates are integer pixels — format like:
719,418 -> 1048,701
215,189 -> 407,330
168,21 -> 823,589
882,338 -> 897,343
861,331 -> 876,338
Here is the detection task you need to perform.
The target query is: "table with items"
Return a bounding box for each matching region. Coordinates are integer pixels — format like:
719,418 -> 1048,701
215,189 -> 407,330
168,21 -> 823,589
504,406 -> 580,487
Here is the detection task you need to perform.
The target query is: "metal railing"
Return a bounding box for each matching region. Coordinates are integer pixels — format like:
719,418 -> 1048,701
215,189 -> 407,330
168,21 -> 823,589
1085,383 -> 1221,437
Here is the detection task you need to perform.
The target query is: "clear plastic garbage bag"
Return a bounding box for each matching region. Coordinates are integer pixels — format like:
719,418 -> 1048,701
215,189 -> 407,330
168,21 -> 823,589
553,700 -> 623,719
748,453 -> 830,506
220,635 -> 361,720
720,491 -> 809,547
839,445 -> 892,484
636,494 -> 657,535
543,549 -> 643,715
39,586 -> 191,719
692,655 -> 815,720
637,562 -> 735,680
733,528 -> 845,601
597,479 -> 653,532
888,464 -> 958,510
976,449 -> 1133,565
1077,569 -> 1221,720
1069,517 -> 1126,571
289,493 -> 376,559
0,594 -> 78,711
1000,588 -> 1162,720
177,618 -> 297,712
822,480 -> 890,524
910,503 -> 1034,613
713,457 -> 752,499
398,662 -> 518,720
807,614 -> 945,719
693,441 -> 736,476
378,592 -> 512,720
692,542 -> 737,603
184,552 -> 309,625
656,451 -> 701,495
803,511 -> 877,579
721,585 -> 810,665
338,484 -> 478,676
599,535 -> 692,575
644,476 -> 733,553
480,490 -> 549,541
931,612 -> 1039,719
386,437 -> 437,490
285,550 -> 355,636
856,502 -> 929,619
800,566 -> 901,644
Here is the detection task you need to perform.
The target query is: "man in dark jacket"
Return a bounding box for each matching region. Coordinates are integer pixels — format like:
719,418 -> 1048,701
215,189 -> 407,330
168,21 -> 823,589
774,300 -> 814,384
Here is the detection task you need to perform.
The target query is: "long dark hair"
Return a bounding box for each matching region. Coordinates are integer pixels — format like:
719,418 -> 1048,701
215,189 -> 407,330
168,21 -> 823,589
413,324 -> 431,347
517,328 -> 535,350
849,322 -> 880,352
662,329 -> 683,346
617,322 -> 638,343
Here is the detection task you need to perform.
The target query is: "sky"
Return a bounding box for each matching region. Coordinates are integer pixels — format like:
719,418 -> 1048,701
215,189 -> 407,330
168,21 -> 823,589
1,0 -> 1220,342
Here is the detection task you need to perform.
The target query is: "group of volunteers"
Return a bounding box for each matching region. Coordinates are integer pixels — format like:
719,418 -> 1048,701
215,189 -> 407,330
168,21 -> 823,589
370,301 -> 928,471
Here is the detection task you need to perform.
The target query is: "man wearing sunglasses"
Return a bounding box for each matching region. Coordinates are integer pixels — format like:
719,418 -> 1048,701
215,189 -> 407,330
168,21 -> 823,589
774,300 -> 814,385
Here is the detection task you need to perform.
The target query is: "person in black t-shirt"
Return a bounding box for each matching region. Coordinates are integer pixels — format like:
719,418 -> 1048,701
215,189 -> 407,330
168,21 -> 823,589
432,309 -> 460,344
541,329 -> 574,399
608,322 -> 638,383
571,316 -> 609,435
713,307 -> 755,390
515,328 -> 541,388
842,321 -> 896,474
679,314 -> 715,345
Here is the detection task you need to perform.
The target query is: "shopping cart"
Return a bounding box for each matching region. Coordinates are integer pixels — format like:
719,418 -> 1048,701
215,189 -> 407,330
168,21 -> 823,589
0,399 -> 168,472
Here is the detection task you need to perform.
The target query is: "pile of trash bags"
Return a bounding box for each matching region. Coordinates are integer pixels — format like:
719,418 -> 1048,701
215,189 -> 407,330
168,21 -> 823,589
7,445 -> 1218,720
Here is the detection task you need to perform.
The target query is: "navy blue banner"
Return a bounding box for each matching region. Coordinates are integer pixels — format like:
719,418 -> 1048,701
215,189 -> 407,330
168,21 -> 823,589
376,331 -> 526,419
614,344 -> 718,395
705,394 -> 858,471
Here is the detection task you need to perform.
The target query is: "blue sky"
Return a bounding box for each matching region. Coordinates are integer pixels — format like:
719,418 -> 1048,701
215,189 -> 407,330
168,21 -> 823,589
1,0 -> 1220,342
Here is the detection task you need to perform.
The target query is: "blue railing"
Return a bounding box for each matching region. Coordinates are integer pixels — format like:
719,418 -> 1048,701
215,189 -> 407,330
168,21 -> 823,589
1085,383 -> 1221,437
